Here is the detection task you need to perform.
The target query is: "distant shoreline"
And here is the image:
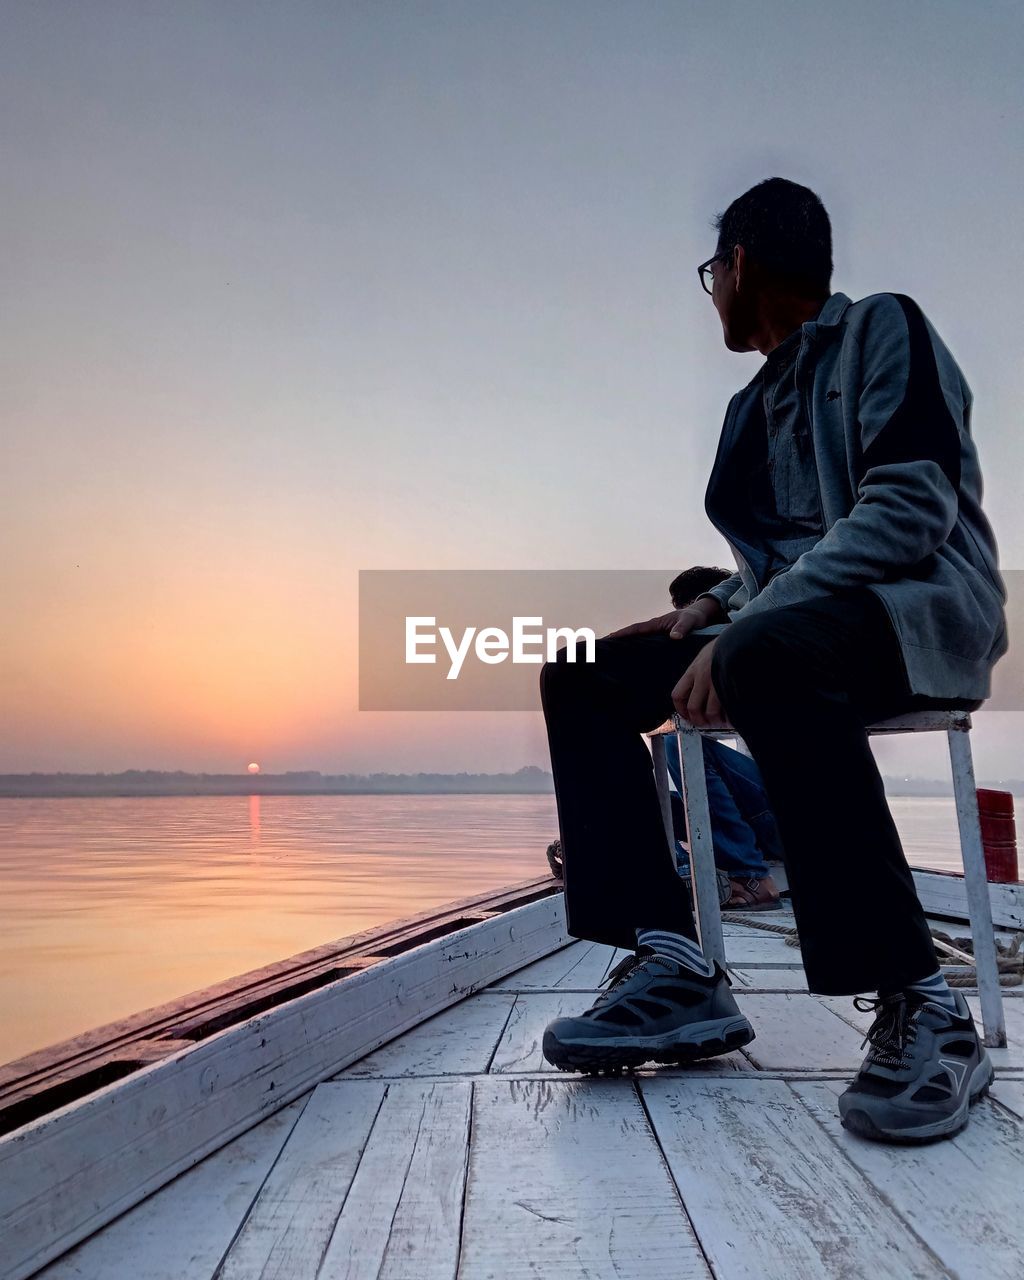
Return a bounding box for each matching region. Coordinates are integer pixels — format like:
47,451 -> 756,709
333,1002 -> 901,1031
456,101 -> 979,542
0,768 -> 1020,799
0,767 -> 556,798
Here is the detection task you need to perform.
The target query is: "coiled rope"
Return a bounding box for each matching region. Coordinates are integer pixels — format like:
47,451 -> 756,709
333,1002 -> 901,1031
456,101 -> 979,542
721,911 -> 1024,987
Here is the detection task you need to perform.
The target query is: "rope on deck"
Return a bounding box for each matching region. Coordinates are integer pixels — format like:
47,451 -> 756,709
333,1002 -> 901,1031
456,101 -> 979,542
722,911 -> 1024,987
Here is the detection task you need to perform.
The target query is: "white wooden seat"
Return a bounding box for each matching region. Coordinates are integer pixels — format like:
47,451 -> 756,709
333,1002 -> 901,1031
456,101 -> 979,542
650,710 -> 1007,1047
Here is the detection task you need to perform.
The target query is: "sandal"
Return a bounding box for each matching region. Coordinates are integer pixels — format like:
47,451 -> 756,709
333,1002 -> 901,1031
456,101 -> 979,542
722,873 -> 782,911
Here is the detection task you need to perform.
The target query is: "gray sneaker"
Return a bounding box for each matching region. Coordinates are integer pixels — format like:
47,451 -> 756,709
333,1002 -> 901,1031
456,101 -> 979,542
541,950 -> 755,1074
839,990 -> 994,1144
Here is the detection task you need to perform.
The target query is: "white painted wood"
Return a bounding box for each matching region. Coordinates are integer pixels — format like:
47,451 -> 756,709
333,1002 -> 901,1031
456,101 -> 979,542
794,1080 -> 1024,1280
337,994 -> 515,1078
0,895 -> 568,1280
914,868 -> 1024,931
948,725 -> 1007,1047
317,1081 -> 471,1280
217,1082 -> 385,1279
729,967 -> 809,991
488,994 -> 586,1074
489,994 -> 751,1075
540,942 -> 619,988
489,942 -> 620,991
641,1077 -> 940,1279
817,996 -> 874,1036
738,994 -> 868,1071
652,710 -> 972,739
991,1079 -> 1024,1120
676,720 -> 727,967
715,935 -> 803,967
35,1100 -> 307,1280
967,996 -> 1024,1072
459,1078 -> 711,1279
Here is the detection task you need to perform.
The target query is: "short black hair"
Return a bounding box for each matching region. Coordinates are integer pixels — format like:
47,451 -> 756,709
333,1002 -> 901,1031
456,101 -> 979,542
670,566 -> 731,608
714,177 -> 833,298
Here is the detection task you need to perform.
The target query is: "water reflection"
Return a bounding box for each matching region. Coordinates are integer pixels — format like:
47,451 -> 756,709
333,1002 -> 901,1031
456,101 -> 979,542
0,794 -> 559,1064
0,793 -> 978,1066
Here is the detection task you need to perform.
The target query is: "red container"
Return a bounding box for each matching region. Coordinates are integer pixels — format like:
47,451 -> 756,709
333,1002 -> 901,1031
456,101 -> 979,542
976,788 -> 1019,883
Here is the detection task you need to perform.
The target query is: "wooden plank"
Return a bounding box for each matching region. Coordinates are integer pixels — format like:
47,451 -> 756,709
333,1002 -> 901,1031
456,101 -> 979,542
36,1100 -> 307,1280
490,994 -> 751,1075
217,1082 -> 384,1279
337,995 -> 515,1078
459,1078 -> 711,1278
738,995 -> 867,1071
914,867 -> 1024,931
488,942 -> 618,991
722,921 -> 791,935
729,968 -> 809,991
317,1081 -> 471,1280
542,942 -> 619,988
489,994 -> 580,1074
721,936 -> 804,968
640,1077 -> 940,1279
967,996 -> 1024,1071
0,895 -> 569,1280
794,1081 -> 1024,1279
816,995 -> 873,1034
991,1079 -> 1024,1120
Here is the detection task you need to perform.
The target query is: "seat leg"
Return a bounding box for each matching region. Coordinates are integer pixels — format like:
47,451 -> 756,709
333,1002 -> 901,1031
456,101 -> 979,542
676,721 -> 726,968
650,734 -> 677,865
947,726 -> 1006,1048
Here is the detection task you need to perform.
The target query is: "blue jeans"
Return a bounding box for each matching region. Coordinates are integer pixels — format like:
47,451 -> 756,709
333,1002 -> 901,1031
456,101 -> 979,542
665,736 -> 783,879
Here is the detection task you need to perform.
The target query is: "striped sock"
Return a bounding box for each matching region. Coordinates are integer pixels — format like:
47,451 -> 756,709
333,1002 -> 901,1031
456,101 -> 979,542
899,970 -> 957,1013
636,927 -> 714,978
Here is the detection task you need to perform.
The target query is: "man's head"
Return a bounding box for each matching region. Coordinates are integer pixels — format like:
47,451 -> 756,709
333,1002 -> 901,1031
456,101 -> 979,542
670,566 -> 731,609
699,178 -> 833,352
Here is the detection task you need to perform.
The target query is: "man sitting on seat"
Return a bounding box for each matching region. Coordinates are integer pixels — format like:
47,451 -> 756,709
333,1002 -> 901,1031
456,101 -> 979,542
539,177 -> 1006,1145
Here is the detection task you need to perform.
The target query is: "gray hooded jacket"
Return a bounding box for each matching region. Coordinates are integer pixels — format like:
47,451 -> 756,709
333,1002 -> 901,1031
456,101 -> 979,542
700,291 -> 1007,701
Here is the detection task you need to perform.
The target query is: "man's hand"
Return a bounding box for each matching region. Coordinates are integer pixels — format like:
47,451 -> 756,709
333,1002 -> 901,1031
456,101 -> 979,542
672,638 -> 729,728
606,596 -> 723,641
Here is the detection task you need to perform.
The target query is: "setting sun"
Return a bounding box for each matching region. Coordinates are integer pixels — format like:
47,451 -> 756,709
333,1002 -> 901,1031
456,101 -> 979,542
247,762 -> 260,774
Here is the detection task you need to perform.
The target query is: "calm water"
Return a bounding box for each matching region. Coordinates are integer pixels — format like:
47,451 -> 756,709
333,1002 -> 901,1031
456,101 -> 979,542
0,793 -> 985,1065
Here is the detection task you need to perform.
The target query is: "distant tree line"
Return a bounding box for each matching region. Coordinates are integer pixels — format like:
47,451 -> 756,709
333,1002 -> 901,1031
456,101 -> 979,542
0,765 -> 556,797
0,768 -> 1019,799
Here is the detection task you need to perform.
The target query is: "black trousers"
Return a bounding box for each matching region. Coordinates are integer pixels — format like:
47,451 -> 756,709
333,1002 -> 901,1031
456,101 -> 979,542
540,589 -> 978,996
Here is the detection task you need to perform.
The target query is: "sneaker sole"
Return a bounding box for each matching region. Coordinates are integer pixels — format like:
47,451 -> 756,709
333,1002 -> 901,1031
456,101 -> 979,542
840,1055 -> 995,1145
542,1016 -> 755,1073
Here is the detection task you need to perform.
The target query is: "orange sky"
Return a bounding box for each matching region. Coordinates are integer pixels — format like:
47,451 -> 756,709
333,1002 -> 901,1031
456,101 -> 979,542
3,4 -> 1022,778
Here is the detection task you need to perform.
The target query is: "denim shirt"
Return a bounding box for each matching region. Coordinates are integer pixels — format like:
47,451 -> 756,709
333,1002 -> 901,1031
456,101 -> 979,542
750,326 -> 823,591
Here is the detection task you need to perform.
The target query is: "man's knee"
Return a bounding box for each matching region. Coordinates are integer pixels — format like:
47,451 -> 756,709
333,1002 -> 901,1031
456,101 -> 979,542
712,613 -> 787,710
540,641 -> 597,703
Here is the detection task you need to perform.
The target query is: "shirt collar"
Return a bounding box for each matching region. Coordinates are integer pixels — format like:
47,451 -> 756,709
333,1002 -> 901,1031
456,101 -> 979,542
737,292 -> 853,391
763,325 -> 802,373
805,291 -> 852,333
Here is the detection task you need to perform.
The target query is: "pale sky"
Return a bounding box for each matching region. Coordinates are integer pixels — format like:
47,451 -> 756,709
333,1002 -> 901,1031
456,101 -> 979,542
3,1 -> 1023,779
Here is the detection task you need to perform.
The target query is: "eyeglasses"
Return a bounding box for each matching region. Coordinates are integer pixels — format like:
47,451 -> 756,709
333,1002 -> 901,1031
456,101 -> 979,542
697,249 -> 732,295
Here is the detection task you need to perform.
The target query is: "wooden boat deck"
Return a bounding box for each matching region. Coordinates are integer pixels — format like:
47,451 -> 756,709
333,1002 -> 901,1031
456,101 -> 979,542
32,907 -> 1024,1280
